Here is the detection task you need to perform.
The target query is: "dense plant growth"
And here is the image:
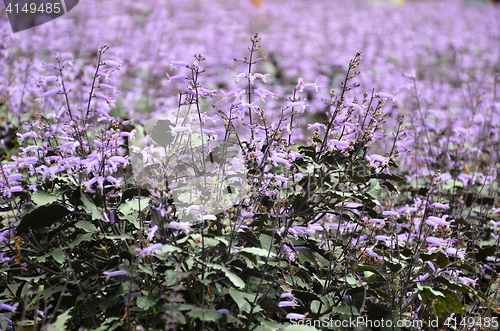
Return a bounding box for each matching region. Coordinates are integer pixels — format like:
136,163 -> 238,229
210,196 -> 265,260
1,1 -> 500,330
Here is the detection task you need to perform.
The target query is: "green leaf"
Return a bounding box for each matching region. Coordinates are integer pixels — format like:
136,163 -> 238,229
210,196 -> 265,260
331,305 -> 356,316
6,283 -> 21,298
238,247 -> 276,258
292,290 -> 320,303
432,291 -> 464,315
121,187 -> 150,202
40,284 -> 65,300
80,194 -> 104,221
354,264 -> 383,276
43,308 -> 73,331
151,119 -> 174,147
14,274 -> 45,282
75,220 -> 97,233
136,293 -> 159,311
366,178 -> 382,200
258,296 -> 286,315
229,288 -> 256,313
185,306 -> 221,322
421,252 -> 449,268
225,313 -> 243,326
105,234 -> 134,240
260,320 -> 283,331
164,270 -> 190,286
204,237 -> 222,247
348,170 -> 366,184
297,249 -> 316,265
380,181 -> 399,194
120,197 -> 149,215
159,244 -> 182,254
207,263 -> 245,289
92,317 -> 120,331
121,214 -> 140,229
310,300 -> 321,314
345,275 -> 360,286
69,233 -> 94,249
417,284 -> 445,298
373,173 -> 406,183
215,236 -> 229,247
138,265 -> 154,276
31,191 -> 59,206
385,260 -> 404,273
463,193 -> 495,207
49,249 -> 65,264
16,203 -> 71,235
435,252 -> 449,268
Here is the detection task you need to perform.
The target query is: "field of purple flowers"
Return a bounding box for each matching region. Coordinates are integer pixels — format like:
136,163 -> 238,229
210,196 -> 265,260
1,0 -> 500,330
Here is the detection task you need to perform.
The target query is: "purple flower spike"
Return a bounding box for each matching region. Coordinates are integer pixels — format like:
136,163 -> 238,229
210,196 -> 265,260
103,270 -> 127,280
0,303 -> 18,313
38,88 -> 60,98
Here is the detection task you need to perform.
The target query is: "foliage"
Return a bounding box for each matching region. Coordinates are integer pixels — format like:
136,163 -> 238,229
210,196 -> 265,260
1,1 -> 500,331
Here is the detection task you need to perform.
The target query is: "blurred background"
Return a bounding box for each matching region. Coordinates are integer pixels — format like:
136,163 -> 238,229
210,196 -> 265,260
1,0 -> 499,157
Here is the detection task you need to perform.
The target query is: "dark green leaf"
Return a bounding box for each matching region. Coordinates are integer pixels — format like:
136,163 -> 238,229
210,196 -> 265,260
239,230 -> 262,248
68,233 -> 94,249
121,187 -> 150,202
372,173 -> 406,184
136,293 -> 159,311
366,178 -> 382,199
75,220 -> 97,233
185,306 -> 221,322
151,119 -> 174,147
386,261 -> 404,273
44,308 -> 73,331
229,288 -> 256,313
348,170 -> 366,184
31,191 -> 59,206
49,249 -> 65,264
80,194 -> 104,221
16,203 -> 71,235
258,296 -> 286,315
293,290 -> 320,303
207,263 -> 245,289
380,181 -> 399,193
463,193 -> 494,207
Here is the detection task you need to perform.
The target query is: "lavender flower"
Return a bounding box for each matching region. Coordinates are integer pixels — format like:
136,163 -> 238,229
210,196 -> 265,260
103,270 -> 127,280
